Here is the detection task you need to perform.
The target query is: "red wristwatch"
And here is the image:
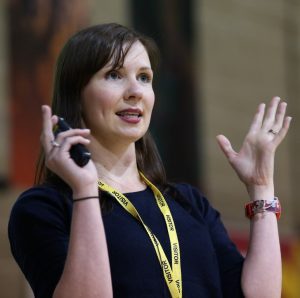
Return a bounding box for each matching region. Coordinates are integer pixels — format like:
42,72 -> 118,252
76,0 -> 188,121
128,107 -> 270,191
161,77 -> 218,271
245,197 -> 281,219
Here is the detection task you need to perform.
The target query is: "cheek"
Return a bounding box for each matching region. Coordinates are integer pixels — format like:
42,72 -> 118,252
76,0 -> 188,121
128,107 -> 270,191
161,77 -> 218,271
147,91 -> 155,111
83,86 -> 114,114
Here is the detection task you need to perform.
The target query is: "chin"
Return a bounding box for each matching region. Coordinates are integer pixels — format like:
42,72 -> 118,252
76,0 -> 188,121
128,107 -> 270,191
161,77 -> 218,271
119,128 -> 147,142
126,134 -> 145,144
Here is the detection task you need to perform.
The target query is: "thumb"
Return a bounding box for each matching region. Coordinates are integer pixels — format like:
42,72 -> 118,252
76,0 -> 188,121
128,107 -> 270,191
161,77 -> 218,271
216,134 -> 236,161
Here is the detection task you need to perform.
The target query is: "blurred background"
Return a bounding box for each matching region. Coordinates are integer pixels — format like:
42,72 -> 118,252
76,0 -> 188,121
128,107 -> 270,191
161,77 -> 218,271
0,0 -> 299,297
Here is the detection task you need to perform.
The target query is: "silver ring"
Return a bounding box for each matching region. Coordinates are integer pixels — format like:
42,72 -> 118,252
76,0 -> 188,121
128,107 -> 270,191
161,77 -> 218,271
268,129 -> 278,135
51,140 -> 61,147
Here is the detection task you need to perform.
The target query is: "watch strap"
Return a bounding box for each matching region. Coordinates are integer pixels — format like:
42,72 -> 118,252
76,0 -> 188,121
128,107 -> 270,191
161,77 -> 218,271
245,197 -> 281,219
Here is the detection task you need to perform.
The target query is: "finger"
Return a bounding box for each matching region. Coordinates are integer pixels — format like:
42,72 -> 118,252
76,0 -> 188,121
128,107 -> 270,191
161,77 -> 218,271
49,136 -> 91,165
41,105 -> 55,154
262,96 -> 281,130
248,103 -> 265,133
46,135 -> 90,169
54,128 -> 91,144
52,115 -> 58,126
49,130 -> 90,153
273,101 -> 287,131
59,136 -> 91,153
216,135 -> 237,162
272,116 -> 292,147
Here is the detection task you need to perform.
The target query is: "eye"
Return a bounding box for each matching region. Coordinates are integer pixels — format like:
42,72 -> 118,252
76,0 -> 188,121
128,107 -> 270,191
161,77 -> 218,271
106,70 -> 121,80
138,73 -> 152,83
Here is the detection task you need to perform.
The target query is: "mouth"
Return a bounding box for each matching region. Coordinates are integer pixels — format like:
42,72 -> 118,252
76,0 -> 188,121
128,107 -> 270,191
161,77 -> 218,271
116,109 -> 143,119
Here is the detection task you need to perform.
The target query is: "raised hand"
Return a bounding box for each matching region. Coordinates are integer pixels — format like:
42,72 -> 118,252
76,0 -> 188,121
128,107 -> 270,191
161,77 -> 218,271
216,97 -> 291,197
40,105 -> 98,194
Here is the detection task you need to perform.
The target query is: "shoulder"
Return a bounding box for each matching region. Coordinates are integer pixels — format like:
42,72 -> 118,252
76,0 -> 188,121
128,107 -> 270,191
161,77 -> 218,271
11,185 -> 70,212
8,186 -> 72,298
8,185 -> 72,236
171,182 -> 216,215
17,184 -> 68,200
173,183 -> 205,200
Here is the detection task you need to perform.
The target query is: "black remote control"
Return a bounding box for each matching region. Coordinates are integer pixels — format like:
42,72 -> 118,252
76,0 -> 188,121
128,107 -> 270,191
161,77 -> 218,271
53,118 -> 91,167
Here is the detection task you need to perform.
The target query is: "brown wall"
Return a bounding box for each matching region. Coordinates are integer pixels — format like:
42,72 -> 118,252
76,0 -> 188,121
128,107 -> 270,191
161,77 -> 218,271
198,0 -> 299,235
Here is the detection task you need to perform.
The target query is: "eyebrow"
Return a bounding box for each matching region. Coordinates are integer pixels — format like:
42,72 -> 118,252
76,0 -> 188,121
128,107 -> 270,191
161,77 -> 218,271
102,65 -> 153,72
139,67 -> 153,72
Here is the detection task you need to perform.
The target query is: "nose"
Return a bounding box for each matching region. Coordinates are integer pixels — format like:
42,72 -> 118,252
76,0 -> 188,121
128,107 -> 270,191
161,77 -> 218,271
124,79 -> 143,102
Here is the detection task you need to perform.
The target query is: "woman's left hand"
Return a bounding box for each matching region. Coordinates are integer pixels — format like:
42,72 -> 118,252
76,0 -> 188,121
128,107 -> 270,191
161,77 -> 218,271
216,96 -> 292,197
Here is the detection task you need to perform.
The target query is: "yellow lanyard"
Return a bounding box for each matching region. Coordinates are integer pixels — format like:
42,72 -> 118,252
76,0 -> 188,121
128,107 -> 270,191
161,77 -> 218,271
98,172 -> 182,298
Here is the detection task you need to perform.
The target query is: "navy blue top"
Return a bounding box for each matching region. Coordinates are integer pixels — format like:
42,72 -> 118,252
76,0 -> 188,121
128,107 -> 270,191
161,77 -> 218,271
8,184 -> 244,297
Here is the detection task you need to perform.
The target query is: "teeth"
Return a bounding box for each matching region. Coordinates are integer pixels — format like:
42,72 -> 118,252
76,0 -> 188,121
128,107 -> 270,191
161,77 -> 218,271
117,112 -> 140,116
122,114 -> 139,118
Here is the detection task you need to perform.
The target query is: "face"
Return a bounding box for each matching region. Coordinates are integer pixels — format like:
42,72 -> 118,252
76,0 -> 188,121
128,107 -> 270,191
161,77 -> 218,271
81,41 -> 155,147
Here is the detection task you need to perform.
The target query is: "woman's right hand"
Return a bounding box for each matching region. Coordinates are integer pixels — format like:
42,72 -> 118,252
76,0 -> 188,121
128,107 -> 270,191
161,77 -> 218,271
40,105 -> 98,195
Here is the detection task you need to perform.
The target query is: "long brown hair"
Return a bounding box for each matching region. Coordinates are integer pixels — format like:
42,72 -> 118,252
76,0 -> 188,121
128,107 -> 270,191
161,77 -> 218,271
35,23 -> 167,195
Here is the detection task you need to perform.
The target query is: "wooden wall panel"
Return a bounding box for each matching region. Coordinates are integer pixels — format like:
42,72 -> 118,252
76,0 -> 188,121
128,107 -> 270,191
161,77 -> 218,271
8,0 -> 88,187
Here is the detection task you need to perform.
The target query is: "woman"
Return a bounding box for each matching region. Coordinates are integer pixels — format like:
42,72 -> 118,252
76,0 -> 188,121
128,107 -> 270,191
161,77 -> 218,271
8,23 -> 291,298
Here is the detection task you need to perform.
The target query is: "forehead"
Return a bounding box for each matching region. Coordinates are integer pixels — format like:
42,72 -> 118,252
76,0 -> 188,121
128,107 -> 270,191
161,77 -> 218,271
124,42 -> 150,65
107,41 -> 151,69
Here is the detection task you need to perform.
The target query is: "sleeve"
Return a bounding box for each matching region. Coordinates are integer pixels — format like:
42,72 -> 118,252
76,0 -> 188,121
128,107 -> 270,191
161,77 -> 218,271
8,187 -> 72,298
176,184 -> 245,298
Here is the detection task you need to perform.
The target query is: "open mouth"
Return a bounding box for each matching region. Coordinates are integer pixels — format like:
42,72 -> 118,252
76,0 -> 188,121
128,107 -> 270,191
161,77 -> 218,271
116,110 -> 142,119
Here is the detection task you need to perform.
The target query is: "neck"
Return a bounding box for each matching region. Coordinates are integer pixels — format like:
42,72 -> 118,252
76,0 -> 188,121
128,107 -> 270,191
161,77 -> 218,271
88,137 -> 146,193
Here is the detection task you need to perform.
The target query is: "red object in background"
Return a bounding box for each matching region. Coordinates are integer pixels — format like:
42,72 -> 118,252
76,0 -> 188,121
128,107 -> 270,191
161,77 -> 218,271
230,230 -> 300,297
8,0 -> 88,187
229,231 -> 248,256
